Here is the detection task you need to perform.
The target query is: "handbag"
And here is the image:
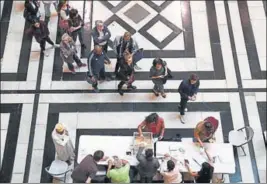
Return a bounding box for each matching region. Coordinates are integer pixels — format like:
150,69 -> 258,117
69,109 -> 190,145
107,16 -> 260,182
132,48 -> 143,64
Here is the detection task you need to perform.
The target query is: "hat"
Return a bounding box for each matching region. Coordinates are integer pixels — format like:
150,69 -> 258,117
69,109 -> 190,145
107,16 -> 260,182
190,73 -> 198,81
113,158 -> 122,168
55,123 -> 64,133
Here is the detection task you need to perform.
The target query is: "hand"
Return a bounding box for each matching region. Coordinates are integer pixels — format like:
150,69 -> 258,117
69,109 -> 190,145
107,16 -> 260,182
188,96 -> 192,100
164,153 -> 170,158
158,136 -> 163,140
108,160 -> 113,166
159,75 -> 165,78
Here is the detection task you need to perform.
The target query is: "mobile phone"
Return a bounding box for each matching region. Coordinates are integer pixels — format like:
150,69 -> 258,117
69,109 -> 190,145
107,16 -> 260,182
184,159 -> 189,164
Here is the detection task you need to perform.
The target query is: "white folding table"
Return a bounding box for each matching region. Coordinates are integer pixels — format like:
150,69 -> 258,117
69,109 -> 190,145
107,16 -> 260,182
156,141 -> 236,174
77,135 -> 139,166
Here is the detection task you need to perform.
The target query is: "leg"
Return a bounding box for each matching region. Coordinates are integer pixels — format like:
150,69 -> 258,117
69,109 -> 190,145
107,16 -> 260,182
44,3 -> 51,23
99,67 -> 106,80
40,39 -> 46,51
77,29 -> 84,45
114,57 -> 121,74
146,177 -> 153,183
71,31 -> 78,43
73,54 -> 86,67
102,43 -> 108,53
44,36 -> 54,46
179,98 -> 188,116
158,83 -> 166,98
140,177 -> 146,183
118,81 -> 125,96
66,62 -> 76,74
153,84 -> 160,96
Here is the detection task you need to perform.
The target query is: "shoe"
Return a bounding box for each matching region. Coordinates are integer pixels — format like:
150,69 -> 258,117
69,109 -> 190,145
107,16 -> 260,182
81,44 -> 87,48
43,50 -> 49,57
127,85 -> 137,90
161,93 -> 166,98
118,89 -> 124,96
78,63 -> 87,67
180,115 -> 186,124
93,87 -> 99,93
53,44 -> 60,48
153,89 -> 159,97
178,105 -> 188,112
70,69 -> 76,74
134,64 -> 142,70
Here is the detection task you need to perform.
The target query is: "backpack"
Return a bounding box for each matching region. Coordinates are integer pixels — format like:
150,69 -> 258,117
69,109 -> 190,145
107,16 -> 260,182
23,8 -> 28,19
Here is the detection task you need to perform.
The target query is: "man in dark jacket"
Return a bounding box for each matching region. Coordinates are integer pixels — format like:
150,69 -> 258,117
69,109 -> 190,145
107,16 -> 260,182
136,144 -> 160,183
30,19 -> 59,56
91,20 -> 111,53
24,0 -> 41,24
178,74 -> 200,123
87,45 -> 112,92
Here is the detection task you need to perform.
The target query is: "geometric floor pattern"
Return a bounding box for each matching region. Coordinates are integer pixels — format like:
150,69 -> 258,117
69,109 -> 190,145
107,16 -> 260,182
0,0 -> 266,183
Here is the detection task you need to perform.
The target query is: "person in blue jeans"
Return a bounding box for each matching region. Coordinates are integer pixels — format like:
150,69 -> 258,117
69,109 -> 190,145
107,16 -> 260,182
178,74 -> 200,123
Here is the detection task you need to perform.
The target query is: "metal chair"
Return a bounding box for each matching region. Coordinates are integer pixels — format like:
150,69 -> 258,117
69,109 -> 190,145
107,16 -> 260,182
45,160 -> 73,182
228,126 -> 254,156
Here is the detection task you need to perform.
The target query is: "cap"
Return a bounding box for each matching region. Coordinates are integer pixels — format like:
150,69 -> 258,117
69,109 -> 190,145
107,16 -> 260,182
55,123 -> 64,133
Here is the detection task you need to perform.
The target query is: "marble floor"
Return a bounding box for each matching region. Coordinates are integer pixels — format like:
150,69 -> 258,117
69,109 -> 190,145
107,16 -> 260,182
0,0 -> 266,183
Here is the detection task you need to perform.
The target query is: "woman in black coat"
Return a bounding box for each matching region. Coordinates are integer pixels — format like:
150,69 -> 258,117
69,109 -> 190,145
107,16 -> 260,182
24,0 -> 41,24
117,51 -> 137,96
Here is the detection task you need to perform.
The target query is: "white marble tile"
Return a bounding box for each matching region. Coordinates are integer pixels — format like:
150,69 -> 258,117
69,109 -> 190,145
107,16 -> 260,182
0,94 -> 34,104
92,1 -> 116,26
17,104 -> 33,144
215,3 -> 227,25
1,113 -> 10,130
247,1 -> 265,7
0,82 -> 20,90
33,125 -> 47,150
108,21 -> 128,44
255,92 -> 266,102
202,92 -> 229,102
36,104 -> 49,125
58,113 -> 78,130
160,1 -> 183,29
108,0 -> 121,7
26,62 -> 39,81
18,81 -> 36,90
258,170 -> 267,183
236,54 -> 252,79
245,96 -> 263,131
247,6 -> 266,20
147,21 -> 173,42
28,150 -> 44,183
12,143 -> 28,174
11,173 -> 24,183
190,1 -> 207,12
40,73 -> 52,90
164,33 -> 185,50
133,32 -> 159,50
258,56 -> 266,71
242,80 -> 266,89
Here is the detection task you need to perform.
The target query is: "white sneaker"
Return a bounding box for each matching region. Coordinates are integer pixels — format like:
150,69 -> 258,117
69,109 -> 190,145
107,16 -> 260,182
43,50 -> 49,57
178,105 -> 188,112
53,44 -> 60,48
180,115 -> 186,124
134,64 -> 142,70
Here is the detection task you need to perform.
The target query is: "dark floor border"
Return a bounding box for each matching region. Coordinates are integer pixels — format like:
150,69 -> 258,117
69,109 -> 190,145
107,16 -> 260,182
224,1 -> 260,182
257,102 -> 266,133
0,103 -> 22,183
40,101 -> 241,182
262,0 -> 266,17
238,1 -> 266,80
0,0 -> 13,59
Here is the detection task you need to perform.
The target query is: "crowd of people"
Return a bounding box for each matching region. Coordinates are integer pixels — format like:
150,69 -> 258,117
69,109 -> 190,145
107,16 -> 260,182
23,0 -> 220,183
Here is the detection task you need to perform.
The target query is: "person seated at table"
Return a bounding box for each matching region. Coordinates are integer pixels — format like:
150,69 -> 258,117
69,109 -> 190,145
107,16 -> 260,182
107,157 -> 130,183
184,149 -> 214,183
160,153 -> 182,183
71,150 -> 109,183
194,116 -> 219,147
138,113 -> 165,140
136,143 -> 160,183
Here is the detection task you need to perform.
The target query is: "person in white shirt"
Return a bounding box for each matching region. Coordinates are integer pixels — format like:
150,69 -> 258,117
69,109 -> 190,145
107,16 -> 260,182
51,123 -> 75,165
42,0 -> 58,23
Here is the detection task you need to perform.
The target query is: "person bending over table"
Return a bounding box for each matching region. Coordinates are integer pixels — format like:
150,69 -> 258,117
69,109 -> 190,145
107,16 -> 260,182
138,113 -> 165,140
160,153 -> 183,183
194,116 -> 219,147
136,143 -> 160,183
184,148 -> 214,183
71,150 -> 109,183
107,157 -> 130,183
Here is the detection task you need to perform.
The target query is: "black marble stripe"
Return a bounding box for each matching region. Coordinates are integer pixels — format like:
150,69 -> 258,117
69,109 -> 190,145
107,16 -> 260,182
224,1 -> 260,182
262,0 -> 267,17
205,1 -> 226,80
238,1 -> 266,79
0,103 -> 22,183
257,102 -> 266,132
0,0 -> 13,59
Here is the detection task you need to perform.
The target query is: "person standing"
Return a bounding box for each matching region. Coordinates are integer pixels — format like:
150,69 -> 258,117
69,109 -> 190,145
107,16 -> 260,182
136,144 -> 160,183
117,51 -> 136,96
138,113 -> 165,140
60,33 -> 86,74
51,123 -> 75,165
24,0 -> 41,24
42,0 -> 58,24
113,32 -> 141,74
91,20 -> 111,53
178,74 -> 200,123
29,19 -> 59,56
71,151 -> 108,183
107,158 -> 131,183
68,9 -> 86,48
194,116 -> 219,147
150,58 -> 169,98
87,45 -> 112,92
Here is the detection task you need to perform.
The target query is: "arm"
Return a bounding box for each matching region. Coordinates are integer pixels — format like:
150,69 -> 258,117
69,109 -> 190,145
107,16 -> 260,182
113,37 -> 119,55
150,68 -> 164,79
91,28 -> 104,44
137,121 -> 146,137
60,43 -> 73,58
101,27 -> 111,41
87,53 -> 94,76
136,147 -> 145,162
160,119 -> 165,138
52,132 -> 69,146
104,53 -> 111,64
106,160 -> 113,178
193,80 -> 200,95
132,39 -> 139,53
185,164 -> 198,177
178,81 -> 188,99
194,123 -> 204,147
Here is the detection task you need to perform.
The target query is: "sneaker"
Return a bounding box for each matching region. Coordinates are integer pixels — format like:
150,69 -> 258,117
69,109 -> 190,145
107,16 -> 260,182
78,63 -> 87,67
180,115 -> 186,124
93,87 -> 99,93
118,89 -> 124,96
127,85 -> 137,90
53,44 -> 60,48
43,50 -> 49,57
134,64 -> 142,70
70,69 -> 76,74
178,105 -> 188,112
161,93 -> 166,98
152,89 -> 159,97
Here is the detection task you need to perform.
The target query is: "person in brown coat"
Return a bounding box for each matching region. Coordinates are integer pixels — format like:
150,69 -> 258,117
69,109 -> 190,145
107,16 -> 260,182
30,19 -> 59,56
60,33 -> 86,74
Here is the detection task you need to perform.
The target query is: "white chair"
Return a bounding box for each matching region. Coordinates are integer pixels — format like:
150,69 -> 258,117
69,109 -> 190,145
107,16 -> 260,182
228,126 -> 254,156
45,160 -> 73,182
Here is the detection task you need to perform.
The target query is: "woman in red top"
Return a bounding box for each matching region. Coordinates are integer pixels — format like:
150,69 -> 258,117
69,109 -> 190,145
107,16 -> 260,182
138,113 -> 165,140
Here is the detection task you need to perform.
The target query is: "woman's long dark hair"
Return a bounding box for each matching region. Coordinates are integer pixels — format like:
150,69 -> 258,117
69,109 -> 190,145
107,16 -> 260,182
198,162 -> 214,180
152,58 -> 163,67
145,113 -> 159,123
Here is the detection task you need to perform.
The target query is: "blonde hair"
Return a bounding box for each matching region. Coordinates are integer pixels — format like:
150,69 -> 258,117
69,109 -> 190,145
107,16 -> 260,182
61,33 -> 71,41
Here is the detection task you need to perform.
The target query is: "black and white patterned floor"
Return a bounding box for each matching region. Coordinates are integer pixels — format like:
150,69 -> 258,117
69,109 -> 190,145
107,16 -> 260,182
0,0 -> 266,183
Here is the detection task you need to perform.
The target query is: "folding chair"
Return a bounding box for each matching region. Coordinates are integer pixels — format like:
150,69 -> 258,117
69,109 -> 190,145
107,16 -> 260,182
45,160 -> 73,182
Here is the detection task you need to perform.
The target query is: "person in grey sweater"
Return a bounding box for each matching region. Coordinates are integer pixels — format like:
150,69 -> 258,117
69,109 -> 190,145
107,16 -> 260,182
136,144 -> 160,183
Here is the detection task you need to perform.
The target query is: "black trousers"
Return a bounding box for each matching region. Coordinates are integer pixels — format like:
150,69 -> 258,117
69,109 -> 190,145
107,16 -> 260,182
70,29 -> 84,45
115,57 -> 122,74
101,43 -> 108,53
140,176 -> 153,183
118,80 -> 133,89
92,67 -> 106,88
66,54 -> 82,70
179,97 -> 188,115
40,36 -> 54,50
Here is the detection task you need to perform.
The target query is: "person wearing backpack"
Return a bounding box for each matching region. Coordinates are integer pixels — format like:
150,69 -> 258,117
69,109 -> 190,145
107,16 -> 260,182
68,8 -> 86,48
24,0 -> 41,24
